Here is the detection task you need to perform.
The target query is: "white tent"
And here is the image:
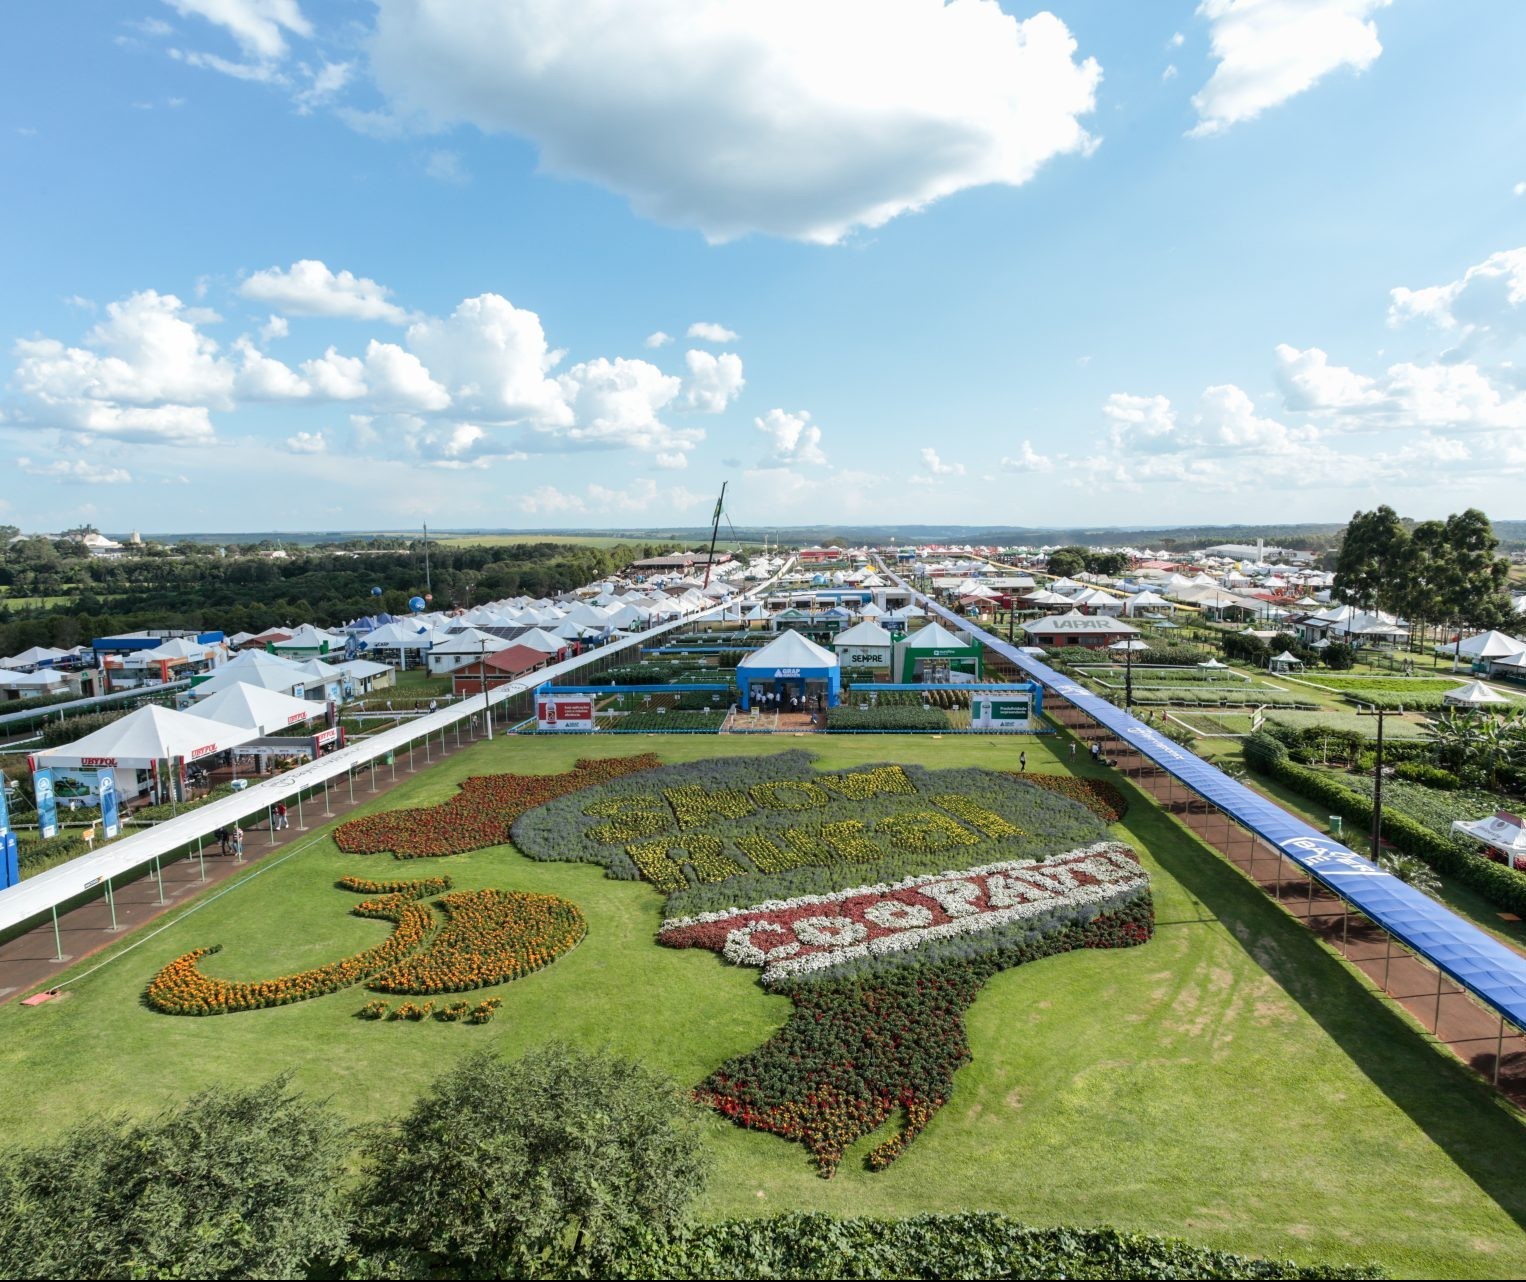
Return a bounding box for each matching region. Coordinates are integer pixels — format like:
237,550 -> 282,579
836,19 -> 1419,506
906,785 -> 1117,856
1268,650 -> 1304,673
32,703 -> 257,769
513,627 -> 569,654
738,630 -> 839,672
1125,590 -> 1174,616
0,668 -> 68,691
1443,680 -> 1511,707
1435,631 -> 1526,661
1451,811 -> 1526,866
186,682 -> 319,735
123,636 -> 222,666
0,645 -> 71,669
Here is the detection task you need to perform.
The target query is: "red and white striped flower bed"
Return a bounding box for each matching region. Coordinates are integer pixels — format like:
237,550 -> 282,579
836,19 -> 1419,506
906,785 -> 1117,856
659,841 -> 1146,984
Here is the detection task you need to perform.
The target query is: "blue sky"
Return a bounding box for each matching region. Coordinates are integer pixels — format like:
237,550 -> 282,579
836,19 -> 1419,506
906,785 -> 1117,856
2,0 -> 1524,534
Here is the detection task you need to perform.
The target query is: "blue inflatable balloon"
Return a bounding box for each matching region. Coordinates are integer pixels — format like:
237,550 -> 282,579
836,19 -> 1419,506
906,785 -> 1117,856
371,586 -> 383,597
408,595 -> 426,612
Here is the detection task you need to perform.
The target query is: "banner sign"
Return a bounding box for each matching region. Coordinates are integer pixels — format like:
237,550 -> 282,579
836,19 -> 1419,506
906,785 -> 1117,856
1,832 -> 17,891
839,649 -> 891,667
970,696 -> 1032,731
660,843 -> 1146,985
314,727 -> 340,748
0,778 -> 9,837
99,772 -> 120,840
537,694 -> 596,731
34,768 -> 58,840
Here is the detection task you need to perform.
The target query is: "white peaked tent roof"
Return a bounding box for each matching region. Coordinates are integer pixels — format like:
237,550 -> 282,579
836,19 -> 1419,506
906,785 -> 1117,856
224,649 -> 306,672
273,623 -> 345,648
1023,589 -> 1073,605
1046,577 -> 1084,593
858,601 -> 885,617
1444,680 -> 1512,707
33,703 -> 257,768
1,645 -> 71,668
428,627 -> 505,655
901,621 -> 977,650
1270,650 -> 1302,663
186,682 -> 318,735
1441,630 -> 1526,660
552,619 -> 587,639
128,636 -> 220,664
1072,587 -> 1120,606
737,629 -> 839,670
1198,658 -> 1229,669
362,621 -> 431,649
0,668 -> 67,688
1128,590 -> 1172,606
833,620 -> 893,647
295,657 -> 346,680
337,658 -> 392,679
226,631 -> 257,646
513,628 -> 567,654
1452,811 -> 1526,857
741,603 -> 770,620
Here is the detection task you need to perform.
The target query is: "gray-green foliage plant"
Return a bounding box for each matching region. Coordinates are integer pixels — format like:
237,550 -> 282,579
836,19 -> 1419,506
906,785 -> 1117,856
352,1045 -> 709,1279
0,1074 -> 349,1280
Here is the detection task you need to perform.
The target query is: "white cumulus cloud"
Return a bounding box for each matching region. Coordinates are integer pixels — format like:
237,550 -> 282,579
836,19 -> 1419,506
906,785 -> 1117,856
1190,0 -> 1390,137
166,0 -> 312,61
285,430 -> 327,454
1388,247 -> 1526,354
688,321 -> 739,343
999,441 -> 1054,472
1102,392 -> 1178,450
920,446 -> 965,476
644,331 -> 673,349
369,0 -> 1102,244
17,457 -> 133,484
683,350 -> 745,413
405,293 -> 570,422
754,407 -> 826,467
240,259 -> 410,323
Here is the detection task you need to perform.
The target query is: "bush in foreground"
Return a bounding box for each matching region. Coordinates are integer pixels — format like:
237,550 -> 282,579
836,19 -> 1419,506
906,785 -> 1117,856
0,1074 -> 348,1280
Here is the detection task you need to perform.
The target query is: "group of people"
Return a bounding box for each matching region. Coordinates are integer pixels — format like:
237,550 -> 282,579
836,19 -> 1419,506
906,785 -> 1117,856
753,688 -> 826,721
212,824 -> 245,859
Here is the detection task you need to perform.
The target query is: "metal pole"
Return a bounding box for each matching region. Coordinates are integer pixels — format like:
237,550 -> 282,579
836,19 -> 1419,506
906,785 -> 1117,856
153,855 -> 165,905
197,837 -> 206,881
105,876 -> 118,931
1495,1014 -> 1506,1086
1371,707 -> 1385,861
409,740 -> 415,771
322,778 -> 333,818
52,905 -> 62,961
1382,931 -> 1394,990
297,790 -> 306,830
348,768 -> 354,805
1435,965 -> 1444,1034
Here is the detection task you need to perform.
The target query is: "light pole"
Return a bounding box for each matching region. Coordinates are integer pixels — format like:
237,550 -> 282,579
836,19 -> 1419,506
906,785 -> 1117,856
1357,703 -> 1389,860
481,638 -> 494,741
1108,637 -> 1150,711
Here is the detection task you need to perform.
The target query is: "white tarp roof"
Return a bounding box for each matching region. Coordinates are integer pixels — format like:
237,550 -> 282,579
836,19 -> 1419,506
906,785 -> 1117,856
186,682 -> 318,735
1444,680 -> 1512,706
900,621 -> 980,650
737,630 -> 839,670
32,703 -> 257,768
1,646 -> 71,668
0,668 -> 68,688
295,657 -> 347,680
124,637 -> 220,665
337,658 -> 392,680
832,620 -> 893,647
1437,631 -> 1526,660
1452,812 -> 1526,856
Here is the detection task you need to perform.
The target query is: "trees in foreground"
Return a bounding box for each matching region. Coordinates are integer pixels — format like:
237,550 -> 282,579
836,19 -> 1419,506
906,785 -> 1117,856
0,1045 -> 1378,1281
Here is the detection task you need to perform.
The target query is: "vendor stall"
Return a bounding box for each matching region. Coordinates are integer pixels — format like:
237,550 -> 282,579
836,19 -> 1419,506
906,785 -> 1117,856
737,631 -> 840,711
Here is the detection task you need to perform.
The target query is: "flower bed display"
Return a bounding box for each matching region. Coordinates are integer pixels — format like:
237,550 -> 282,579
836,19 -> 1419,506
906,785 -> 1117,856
369,889 -> 585,994
147,877 -> 586,1015
511,750 -> 1153,1175
334,755 -> 661,858
146,878 -> 443,1015
1006,773 -> 1128,823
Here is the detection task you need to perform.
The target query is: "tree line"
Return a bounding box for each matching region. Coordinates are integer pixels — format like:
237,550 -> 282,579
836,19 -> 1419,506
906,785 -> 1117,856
0,541 -> 668,657
1331,506 -> 1517,645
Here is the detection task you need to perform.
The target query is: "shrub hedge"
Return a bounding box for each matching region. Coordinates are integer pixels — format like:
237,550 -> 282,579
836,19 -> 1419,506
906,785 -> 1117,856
607,1213 -> 1382,1280
1243,732 -> 1526,916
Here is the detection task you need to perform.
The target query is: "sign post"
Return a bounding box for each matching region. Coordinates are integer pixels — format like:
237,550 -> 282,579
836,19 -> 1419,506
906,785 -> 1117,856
99,772 -> 120,840
34,768 -> 58,840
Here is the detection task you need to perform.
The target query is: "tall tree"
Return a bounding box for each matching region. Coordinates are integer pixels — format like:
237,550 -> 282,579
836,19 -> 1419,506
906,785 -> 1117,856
1332,506 -> 1409,612
354,1045 -> 709,1279
1438,508 -> 1511,631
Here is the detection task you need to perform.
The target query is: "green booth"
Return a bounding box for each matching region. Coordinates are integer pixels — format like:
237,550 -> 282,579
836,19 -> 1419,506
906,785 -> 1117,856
894,621 -> 983,683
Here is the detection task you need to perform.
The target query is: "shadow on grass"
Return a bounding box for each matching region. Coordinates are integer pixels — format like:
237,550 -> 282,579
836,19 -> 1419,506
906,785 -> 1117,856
1120,777 -> 1526,1234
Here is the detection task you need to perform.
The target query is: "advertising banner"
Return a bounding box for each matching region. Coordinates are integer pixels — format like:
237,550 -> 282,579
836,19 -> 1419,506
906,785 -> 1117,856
34,767 -> 58,840
0,779 -> 9,837
1,831 -> 17,890
99,772 -> 120,840
537,694 -> 596,731
970,697 -> 1032,731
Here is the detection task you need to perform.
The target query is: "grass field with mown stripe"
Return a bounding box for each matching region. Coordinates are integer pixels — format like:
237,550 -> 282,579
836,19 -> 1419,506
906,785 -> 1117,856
2,733 -> 1525,1276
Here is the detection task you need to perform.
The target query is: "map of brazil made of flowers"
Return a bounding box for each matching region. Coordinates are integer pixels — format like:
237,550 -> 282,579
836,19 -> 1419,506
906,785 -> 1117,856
512,751 -> 1154,1176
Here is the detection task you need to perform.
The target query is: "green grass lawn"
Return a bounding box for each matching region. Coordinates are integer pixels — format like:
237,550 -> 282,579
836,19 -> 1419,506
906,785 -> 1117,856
4,734 -> 1526,1275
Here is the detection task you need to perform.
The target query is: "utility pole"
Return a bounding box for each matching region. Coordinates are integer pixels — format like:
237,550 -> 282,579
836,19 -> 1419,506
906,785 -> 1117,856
1370,704 -> 1386,861
481,637 -> 494,740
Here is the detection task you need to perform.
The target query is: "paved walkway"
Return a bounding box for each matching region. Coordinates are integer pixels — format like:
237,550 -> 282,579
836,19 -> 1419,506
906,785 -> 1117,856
0,723 -> 487,1004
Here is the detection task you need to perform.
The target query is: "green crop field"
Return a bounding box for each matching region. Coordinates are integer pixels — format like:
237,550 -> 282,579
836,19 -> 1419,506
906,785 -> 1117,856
4,735 -> 1526,1276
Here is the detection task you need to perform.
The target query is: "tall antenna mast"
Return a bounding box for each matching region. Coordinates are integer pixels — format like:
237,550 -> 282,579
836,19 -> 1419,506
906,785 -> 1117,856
702,482 -> 727,588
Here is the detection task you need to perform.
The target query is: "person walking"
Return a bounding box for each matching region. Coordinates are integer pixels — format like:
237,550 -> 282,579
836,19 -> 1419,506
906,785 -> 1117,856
1069,741 -> 1077,760
216,825 -> 230,857
428,698 -> 438,715
274,801 -> 288,831
386,698 -> 393,713
1019,750 -> 1027,772
233,825 -> 245,859
1089,741 -> 1101,763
